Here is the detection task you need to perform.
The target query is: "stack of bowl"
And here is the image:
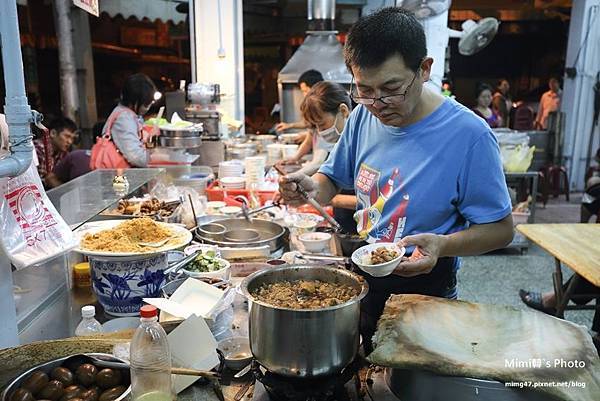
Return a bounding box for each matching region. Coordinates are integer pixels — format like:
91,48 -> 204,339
244,156 -> 266,189
218,161 -> 244,178
220,176 -> 246,190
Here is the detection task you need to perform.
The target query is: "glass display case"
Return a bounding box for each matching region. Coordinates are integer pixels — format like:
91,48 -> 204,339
8,168 -> 163,344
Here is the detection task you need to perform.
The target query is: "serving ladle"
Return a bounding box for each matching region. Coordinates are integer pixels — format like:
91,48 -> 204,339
273,165 -> 346,233
63,354 -> 218,379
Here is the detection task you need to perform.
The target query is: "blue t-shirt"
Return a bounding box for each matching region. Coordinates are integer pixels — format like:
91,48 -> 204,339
319,98 -> 511,244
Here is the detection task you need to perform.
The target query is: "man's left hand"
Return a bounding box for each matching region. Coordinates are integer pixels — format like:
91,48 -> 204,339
393,234 -> 446,277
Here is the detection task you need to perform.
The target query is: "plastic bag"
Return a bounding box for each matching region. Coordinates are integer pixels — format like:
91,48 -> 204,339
0,160 -> 77,269
501,145 -> 536,172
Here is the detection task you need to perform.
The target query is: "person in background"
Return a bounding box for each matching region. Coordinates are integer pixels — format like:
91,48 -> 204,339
280,81 -> 357,234
275,69 -> 324,133
45,122 -> 105,188
492,79 -> 512,128
534,77 -> 562,130
33,117 -> 78,187
472,83 -> 502,128
519,280 -> 600,354
101,73 -> 157,168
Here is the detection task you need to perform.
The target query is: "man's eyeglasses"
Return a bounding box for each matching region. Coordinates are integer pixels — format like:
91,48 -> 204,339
349,71 -> 418,106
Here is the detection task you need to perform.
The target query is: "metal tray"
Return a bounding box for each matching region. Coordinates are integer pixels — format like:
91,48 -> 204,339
1,353 -> 130,401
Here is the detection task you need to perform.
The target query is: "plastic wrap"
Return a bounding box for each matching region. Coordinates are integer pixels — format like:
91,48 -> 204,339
0,161 -> 77,269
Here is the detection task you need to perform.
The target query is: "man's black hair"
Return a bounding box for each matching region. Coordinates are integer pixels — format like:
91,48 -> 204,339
48,116 -> 77,134
344,7 -> 426,72
120,73 -> 156,110
298,70 -> 324,87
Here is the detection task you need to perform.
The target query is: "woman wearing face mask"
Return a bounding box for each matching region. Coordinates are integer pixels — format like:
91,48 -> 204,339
283,81 -> 351,175
281,81 -> 357,233
100,73 -> 158,167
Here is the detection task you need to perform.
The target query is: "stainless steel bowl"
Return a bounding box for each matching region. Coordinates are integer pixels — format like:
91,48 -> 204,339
241,265 -> 369,377
218,337 -> 253,371
1,353 -> 130,401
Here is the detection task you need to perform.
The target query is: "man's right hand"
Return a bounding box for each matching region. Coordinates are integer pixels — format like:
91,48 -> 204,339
275,122 -> 291,132
278,172 -> 317,206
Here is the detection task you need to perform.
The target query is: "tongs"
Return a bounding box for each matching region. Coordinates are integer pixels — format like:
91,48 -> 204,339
164,250 -> 201,275
273,165 -> 344,232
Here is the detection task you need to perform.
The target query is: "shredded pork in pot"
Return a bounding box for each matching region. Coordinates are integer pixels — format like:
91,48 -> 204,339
81,217 -> 173,253
252,280 -> 359,309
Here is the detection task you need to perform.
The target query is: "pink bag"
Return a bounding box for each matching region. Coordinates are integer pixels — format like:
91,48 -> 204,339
90,108 -> 136,170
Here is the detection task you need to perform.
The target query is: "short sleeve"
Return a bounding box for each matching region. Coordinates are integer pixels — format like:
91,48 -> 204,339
317,109 -> 358,190
457,131 -> 512,224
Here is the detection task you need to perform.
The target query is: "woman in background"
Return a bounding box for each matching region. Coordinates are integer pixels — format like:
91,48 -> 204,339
281,81 -> 357,234
101,73 -> 157,167
472,83 -> 502,128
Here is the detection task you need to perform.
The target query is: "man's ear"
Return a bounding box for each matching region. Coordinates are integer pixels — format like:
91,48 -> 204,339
420,57 -> 434,82
49,129 -> 58,137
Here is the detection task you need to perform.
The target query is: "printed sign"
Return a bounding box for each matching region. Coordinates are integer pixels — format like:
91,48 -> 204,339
73,0 -> 99,17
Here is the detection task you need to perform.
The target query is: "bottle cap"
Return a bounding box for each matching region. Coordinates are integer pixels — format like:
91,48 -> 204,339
140,305 -> 158,318
81,305 -> 95,318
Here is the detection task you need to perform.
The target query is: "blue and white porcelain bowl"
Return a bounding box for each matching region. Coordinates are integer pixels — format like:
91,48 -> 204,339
90,253 -> 168,316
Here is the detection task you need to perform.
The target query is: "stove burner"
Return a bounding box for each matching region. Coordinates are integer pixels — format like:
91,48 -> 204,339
251,358 -> 362,401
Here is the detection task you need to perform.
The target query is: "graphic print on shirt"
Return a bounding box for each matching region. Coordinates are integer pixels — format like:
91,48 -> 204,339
353,164 -> 410,243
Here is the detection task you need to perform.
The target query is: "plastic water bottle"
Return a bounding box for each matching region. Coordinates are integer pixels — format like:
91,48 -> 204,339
130,305 -> 174,401
74,305 -> 103,336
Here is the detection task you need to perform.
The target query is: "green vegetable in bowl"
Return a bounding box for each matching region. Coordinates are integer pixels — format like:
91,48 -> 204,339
185,251 -> 225,272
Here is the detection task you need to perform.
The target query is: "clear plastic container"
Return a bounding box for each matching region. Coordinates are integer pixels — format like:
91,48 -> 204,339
74,305 -> 103,336
130,305 -> 174,401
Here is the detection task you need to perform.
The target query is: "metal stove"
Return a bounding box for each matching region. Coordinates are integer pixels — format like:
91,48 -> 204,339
249,361 -> 399,401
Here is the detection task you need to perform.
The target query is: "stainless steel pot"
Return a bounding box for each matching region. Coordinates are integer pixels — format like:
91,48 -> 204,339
385,369 -> 550,401
160,135 -> 203,148
195,218 -> 287,253
241,265 -> 369,377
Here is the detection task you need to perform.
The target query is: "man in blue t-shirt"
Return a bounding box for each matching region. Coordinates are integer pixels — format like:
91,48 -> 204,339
279,8 -> 514,352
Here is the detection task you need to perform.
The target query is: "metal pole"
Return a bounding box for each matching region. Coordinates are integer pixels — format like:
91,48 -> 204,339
0,0 -> 34,178
189,0 -> 197,83
53,0 -> 79,122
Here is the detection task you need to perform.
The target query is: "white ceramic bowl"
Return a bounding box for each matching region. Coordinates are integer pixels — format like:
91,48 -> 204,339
220,176 -> 246,188
293,219 -> 317,235
182,257 -> 231,280
184,243 -> 221,257
221,206 -> 242,216
352,242 -> 405,277
299,232 -> 332,253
